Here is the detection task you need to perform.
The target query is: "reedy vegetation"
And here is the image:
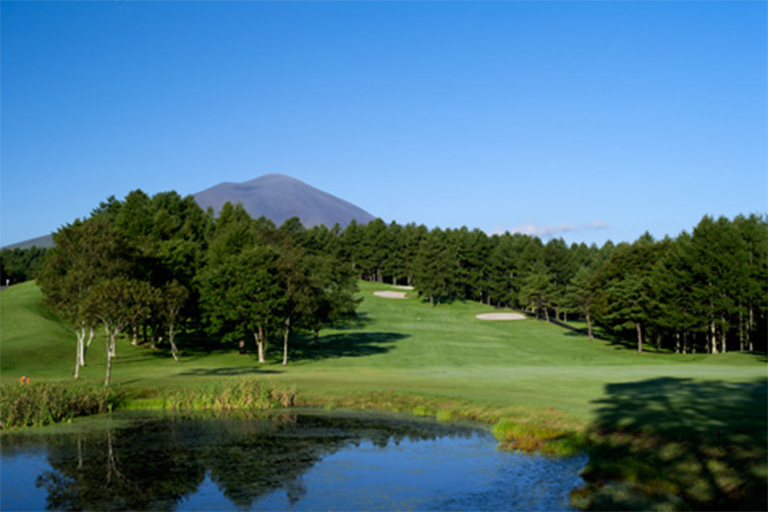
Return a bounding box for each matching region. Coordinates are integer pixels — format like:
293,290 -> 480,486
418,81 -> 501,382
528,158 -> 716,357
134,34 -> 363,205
0,379 -> 296,429
0,381 -> 122,428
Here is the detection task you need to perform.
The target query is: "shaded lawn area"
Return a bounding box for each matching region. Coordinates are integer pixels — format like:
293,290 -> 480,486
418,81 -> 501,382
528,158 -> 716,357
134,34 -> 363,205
577,377 -> 767,511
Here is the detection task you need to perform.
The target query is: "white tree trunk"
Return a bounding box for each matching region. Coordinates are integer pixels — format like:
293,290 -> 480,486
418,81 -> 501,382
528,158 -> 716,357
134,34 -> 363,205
81,327 -> 95,366
75,326 -> 85,380
282,318 -> 290,366
168,322 -> 180,362
254,328 -> 266,364
105,330 -> 114,387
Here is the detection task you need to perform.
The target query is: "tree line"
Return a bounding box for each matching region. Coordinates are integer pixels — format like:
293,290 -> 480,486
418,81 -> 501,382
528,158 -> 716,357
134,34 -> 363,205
36,190 -> 359,385
24,188 -> 768,385
338,215 -> 766,355
0,246 -> 49,287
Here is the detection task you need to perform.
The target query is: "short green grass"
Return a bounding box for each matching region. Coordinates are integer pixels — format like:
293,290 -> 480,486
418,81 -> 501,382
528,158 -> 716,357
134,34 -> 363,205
2,280 -> 766,509
2,280 -> 764,424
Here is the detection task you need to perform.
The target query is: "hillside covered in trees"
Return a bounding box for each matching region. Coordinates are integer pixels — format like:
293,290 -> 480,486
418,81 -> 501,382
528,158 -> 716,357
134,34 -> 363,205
22,189 -> 768,385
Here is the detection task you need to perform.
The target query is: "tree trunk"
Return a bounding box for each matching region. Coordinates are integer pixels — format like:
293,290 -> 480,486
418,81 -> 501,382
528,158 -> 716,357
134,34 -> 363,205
739,311 -> 745,351
710,321 -> 718,354
586,311 -> 593,340
75,327 -> 85,380
254,327 -> 266,364
721,319 -> 727,354
82,327 -> 94,366
282,318 -> 290,366
104,332 -> 114,387
635,321 -> 643,354
168,322 -> 180,362
107,327 -> 117,358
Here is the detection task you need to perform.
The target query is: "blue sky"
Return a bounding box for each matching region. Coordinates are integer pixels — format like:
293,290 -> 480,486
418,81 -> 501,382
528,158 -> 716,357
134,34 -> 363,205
2,1 -> 765,247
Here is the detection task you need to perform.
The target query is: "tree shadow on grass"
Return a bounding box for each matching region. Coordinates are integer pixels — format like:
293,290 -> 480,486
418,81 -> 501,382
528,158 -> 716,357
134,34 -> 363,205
328,312 -> 374,331
559,325 -> 640,351
576,377 -> 768,511
177,367 -> 282,377
288,332 -> 408,363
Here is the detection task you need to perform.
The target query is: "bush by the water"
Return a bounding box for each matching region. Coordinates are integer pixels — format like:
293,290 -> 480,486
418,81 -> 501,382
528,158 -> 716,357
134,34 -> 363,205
0,381 -> 121,429
163,379 -> 296,413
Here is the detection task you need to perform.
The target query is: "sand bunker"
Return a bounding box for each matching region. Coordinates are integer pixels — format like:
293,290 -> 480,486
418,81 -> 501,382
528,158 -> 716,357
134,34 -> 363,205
373,291 -> 408,299
476,312 -> 526,321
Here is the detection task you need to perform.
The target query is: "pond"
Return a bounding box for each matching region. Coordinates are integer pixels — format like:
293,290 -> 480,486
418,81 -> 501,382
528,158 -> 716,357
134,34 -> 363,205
0,409 -> 587,511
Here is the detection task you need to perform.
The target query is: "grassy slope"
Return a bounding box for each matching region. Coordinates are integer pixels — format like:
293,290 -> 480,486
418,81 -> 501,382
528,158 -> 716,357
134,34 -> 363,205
2,280 -> 764,427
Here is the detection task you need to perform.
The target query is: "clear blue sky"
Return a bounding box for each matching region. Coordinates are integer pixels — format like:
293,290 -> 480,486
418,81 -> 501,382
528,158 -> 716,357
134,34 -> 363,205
2,1 -> 766,247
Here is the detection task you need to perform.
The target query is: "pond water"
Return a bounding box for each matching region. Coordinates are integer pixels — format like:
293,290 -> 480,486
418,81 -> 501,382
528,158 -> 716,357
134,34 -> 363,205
0,410 -> 586,511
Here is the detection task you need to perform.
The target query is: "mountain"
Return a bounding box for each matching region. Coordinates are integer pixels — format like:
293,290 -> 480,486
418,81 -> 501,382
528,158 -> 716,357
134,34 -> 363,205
2,174 -> 375,249
2,234 -> 56,250
193,173 -> 376,229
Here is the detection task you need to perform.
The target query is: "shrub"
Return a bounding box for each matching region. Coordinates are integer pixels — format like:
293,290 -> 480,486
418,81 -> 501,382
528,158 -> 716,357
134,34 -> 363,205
0,381 -> 121,429
162,379 -> 296,413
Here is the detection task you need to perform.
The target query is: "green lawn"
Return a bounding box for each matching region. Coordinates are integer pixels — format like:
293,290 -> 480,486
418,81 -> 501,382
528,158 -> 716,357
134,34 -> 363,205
2,280 -> 766,509
2,280 -> 765,424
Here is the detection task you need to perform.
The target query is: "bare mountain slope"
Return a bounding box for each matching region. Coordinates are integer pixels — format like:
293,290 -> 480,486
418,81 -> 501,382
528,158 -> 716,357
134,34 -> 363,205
193,173 -> 375,228
3,174 -> 375,249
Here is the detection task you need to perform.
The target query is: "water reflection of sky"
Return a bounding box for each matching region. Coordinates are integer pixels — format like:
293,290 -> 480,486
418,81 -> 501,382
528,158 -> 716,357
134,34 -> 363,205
1,448 -> 51,512
1,412 -> 586,511
180,433 -> 586,511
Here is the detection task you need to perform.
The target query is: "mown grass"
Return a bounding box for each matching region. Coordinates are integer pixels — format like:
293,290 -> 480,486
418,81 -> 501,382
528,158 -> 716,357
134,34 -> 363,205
1,280 -> 766,509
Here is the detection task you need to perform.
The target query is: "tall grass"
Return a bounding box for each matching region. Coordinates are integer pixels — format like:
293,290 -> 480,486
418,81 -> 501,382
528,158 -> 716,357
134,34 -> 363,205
0,381 -> 122,429
492,418 -> 585,456
162,379 -> 296,413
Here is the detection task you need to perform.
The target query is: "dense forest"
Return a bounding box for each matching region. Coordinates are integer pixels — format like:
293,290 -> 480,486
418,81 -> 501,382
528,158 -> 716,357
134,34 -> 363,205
0,246 -> 49,286
7,189 -> 766,384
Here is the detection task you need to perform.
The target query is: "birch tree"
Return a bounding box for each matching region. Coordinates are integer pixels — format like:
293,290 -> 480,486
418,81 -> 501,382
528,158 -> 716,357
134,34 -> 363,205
87,277 -> 140,386
159,280 -> 189,362
37,219 -> 135,379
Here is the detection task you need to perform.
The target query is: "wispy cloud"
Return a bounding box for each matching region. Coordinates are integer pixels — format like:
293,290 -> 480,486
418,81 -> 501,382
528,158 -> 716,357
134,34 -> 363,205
494,220 -> 609,238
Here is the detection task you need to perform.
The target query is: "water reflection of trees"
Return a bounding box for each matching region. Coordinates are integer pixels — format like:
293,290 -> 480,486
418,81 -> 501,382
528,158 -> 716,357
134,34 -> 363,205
6,412 -> 478,510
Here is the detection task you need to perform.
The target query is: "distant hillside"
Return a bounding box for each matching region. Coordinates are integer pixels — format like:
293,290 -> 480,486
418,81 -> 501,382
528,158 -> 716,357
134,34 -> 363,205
3,174 -> 376,250
194,173 -> 376,229
1,234 -> 55,251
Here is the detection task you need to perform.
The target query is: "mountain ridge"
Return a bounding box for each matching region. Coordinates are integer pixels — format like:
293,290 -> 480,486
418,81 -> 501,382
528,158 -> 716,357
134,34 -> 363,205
2,174 -> 376,250
193,173 -> 376,229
